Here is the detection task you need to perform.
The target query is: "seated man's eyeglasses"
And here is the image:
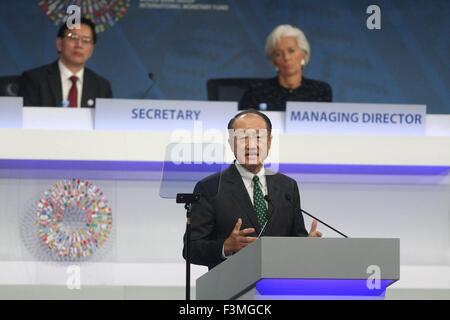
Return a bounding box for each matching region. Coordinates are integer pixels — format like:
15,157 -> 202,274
65,32 -> 94,45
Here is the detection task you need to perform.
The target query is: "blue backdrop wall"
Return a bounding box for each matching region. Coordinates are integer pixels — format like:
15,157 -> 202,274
0,0 -> 448,114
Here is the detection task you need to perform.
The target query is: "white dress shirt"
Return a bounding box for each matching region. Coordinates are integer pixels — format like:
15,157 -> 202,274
58,59 -> 84,108
234,161 -> 268,208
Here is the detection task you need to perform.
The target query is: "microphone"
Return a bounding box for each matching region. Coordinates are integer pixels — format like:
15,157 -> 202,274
139,72 -> 156,99
272,194 -> 349,238
257,195 -> 274,238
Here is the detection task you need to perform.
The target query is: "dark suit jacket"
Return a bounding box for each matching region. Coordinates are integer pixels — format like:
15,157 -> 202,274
184,164 -> 308,269
18,61 -> 112,107
239,76 -> 332,111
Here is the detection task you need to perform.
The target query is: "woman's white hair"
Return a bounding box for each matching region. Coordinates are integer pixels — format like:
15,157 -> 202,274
265,24 -> 311,65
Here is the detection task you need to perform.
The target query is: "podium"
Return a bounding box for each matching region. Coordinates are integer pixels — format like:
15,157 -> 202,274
196,237 -> 400,300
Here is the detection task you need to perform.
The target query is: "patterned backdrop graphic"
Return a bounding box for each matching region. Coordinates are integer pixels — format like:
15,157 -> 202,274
21,179 -> 113,262
38,0 -> 131,33
0,0 -> 448,113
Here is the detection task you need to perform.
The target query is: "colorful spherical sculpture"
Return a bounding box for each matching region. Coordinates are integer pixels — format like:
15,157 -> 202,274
38,0 -> 131,33
34,179 -> 113,260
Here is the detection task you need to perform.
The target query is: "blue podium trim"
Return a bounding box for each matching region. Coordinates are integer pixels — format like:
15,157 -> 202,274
0,159 -> 448,175
256,278 -> 396,297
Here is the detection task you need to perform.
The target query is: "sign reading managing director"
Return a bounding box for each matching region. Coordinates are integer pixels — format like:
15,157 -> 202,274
286,102 -> 426,135
95,98 -> 237,131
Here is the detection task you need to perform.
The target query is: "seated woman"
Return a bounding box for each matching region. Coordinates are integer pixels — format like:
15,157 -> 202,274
239,24 -> 332,111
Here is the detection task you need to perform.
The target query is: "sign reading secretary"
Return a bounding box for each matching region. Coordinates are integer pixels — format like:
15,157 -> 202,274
131,108 -> 201,120
95,98 -> 238,131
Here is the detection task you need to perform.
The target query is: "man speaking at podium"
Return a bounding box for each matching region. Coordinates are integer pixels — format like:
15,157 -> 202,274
184,110 -> 322,269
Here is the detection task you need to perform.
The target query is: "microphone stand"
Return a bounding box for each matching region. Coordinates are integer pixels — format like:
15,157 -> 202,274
264,195 -> 348,238
259,195 -> 275,238
139,73 -> 155,99
300,208 -> 348,238
176,193 -> 200,300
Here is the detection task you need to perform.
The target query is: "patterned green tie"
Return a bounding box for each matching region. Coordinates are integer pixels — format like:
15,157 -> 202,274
253,175 -> 268,228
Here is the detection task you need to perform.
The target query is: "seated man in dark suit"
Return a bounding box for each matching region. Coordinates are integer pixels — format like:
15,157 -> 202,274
19,17 -> 112,108
184,110 -> 322,269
